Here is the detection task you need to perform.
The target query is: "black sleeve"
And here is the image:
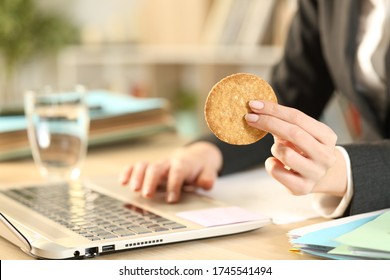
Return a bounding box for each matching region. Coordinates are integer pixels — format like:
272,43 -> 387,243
342,141 -> 390,216
271,0 -> 335,118
195,133 -> 274,176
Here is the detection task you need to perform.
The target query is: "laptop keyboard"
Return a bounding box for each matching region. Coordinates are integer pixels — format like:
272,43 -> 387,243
1,184 -> 186,241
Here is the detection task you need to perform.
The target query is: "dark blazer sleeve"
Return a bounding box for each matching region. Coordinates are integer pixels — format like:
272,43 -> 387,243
194,133 -> 274,176
271,0 -> 335,117
342,142 -> 390,216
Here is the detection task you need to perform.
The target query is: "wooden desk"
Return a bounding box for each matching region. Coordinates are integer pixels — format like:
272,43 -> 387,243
0,132 -> 325,260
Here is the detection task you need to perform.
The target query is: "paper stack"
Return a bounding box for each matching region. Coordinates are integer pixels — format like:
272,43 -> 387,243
288,209 -> 390,259
0,91 -> 175,161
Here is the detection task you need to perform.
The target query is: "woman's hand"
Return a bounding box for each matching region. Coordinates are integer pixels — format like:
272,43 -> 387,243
245,100 -> 347,197
119,141 -> 223,203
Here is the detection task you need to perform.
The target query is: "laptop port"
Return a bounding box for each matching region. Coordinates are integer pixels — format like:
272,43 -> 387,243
74,250 -> 80,257
85,247 -> 99,257
102,245 -> 115,252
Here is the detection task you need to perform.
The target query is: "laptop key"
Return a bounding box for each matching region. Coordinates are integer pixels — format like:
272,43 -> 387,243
127,226 -> 152,234
112,229 -> 135,237
102,235 -> 118,239
151,227 -> 169,232
164,223 -> 186,230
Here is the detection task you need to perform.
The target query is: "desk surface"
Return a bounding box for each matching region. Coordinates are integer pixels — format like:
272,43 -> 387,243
0,132 -> 325,260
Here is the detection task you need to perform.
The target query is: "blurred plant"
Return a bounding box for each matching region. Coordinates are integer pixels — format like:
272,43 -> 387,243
173,88 -> 200,138
0,0 -> 79,102
173,88 -> 198,112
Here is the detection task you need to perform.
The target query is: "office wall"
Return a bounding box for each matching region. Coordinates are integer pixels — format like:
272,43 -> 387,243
36,0 -> 140,44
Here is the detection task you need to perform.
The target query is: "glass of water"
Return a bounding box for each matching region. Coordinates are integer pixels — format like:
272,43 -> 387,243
24,86 -> 90,181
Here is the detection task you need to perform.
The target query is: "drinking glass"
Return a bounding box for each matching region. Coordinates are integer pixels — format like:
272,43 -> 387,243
24,86 -> 90,181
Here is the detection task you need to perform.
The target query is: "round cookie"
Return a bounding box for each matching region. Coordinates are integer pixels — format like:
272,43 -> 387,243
204,73 -> 277,145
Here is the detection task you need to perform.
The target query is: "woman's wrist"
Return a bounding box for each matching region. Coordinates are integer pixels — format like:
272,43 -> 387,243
312,146 -> 354,218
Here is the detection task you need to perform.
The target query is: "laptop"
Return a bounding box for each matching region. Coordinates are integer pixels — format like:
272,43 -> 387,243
0,176 -> 270,259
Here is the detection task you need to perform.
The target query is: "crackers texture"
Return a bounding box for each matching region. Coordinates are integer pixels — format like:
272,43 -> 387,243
204,73 -> 277,145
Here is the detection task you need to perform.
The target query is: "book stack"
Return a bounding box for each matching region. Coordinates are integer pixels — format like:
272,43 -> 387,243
288,209 -> 390,259
0,91 -> 175,161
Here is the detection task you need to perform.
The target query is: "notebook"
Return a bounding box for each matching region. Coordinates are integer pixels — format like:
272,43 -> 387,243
0,176 -> 270,259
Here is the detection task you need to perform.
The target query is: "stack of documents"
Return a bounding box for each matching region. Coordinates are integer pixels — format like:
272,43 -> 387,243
86,91 -> 174,146
0,91 -> 174,161
288,209 -> 390,259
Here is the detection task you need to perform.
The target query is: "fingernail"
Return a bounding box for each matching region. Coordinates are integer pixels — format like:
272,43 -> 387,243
167,192 -> 177,203
119,176 -> 126,185
245,113 -> 259,122
142,190 -> 152,198
249,100 -> 264,110
130,182 -> 138,191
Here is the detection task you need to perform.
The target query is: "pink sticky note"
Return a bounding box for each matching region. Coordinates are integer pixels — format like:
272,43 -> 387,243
176,206 -> 267,227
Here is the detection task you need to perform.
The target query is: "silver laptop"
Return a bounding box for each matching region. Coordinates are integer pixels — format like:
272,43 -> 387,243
0,176 -> 270,259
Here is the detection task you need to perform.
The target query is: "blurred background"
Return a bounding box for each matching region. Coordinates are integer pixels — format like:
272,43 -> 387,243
0,0 -> 300,137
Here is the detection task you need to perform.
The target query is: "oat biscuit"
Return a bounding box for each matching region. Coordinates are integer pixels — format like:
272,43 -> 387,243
204,73 -> 277,145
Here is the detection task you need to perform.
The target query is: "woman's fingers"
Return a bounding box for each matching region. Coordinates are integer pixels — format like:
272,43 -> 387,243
266,147 -> 347,197
265,157 -> 314,195
120,142 -> 222,203
246,112 -> 330,165
164,159 -> 217,203
246,101 -> 340,195
246,101 -> 337,168
128,162 -> 148,191
166,159 -> 191,203
270,139 -> 330,182
248,101 -> 337,146
194,164 -> 218,191
141,160 -> 170,199
119,165 -> 133,185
